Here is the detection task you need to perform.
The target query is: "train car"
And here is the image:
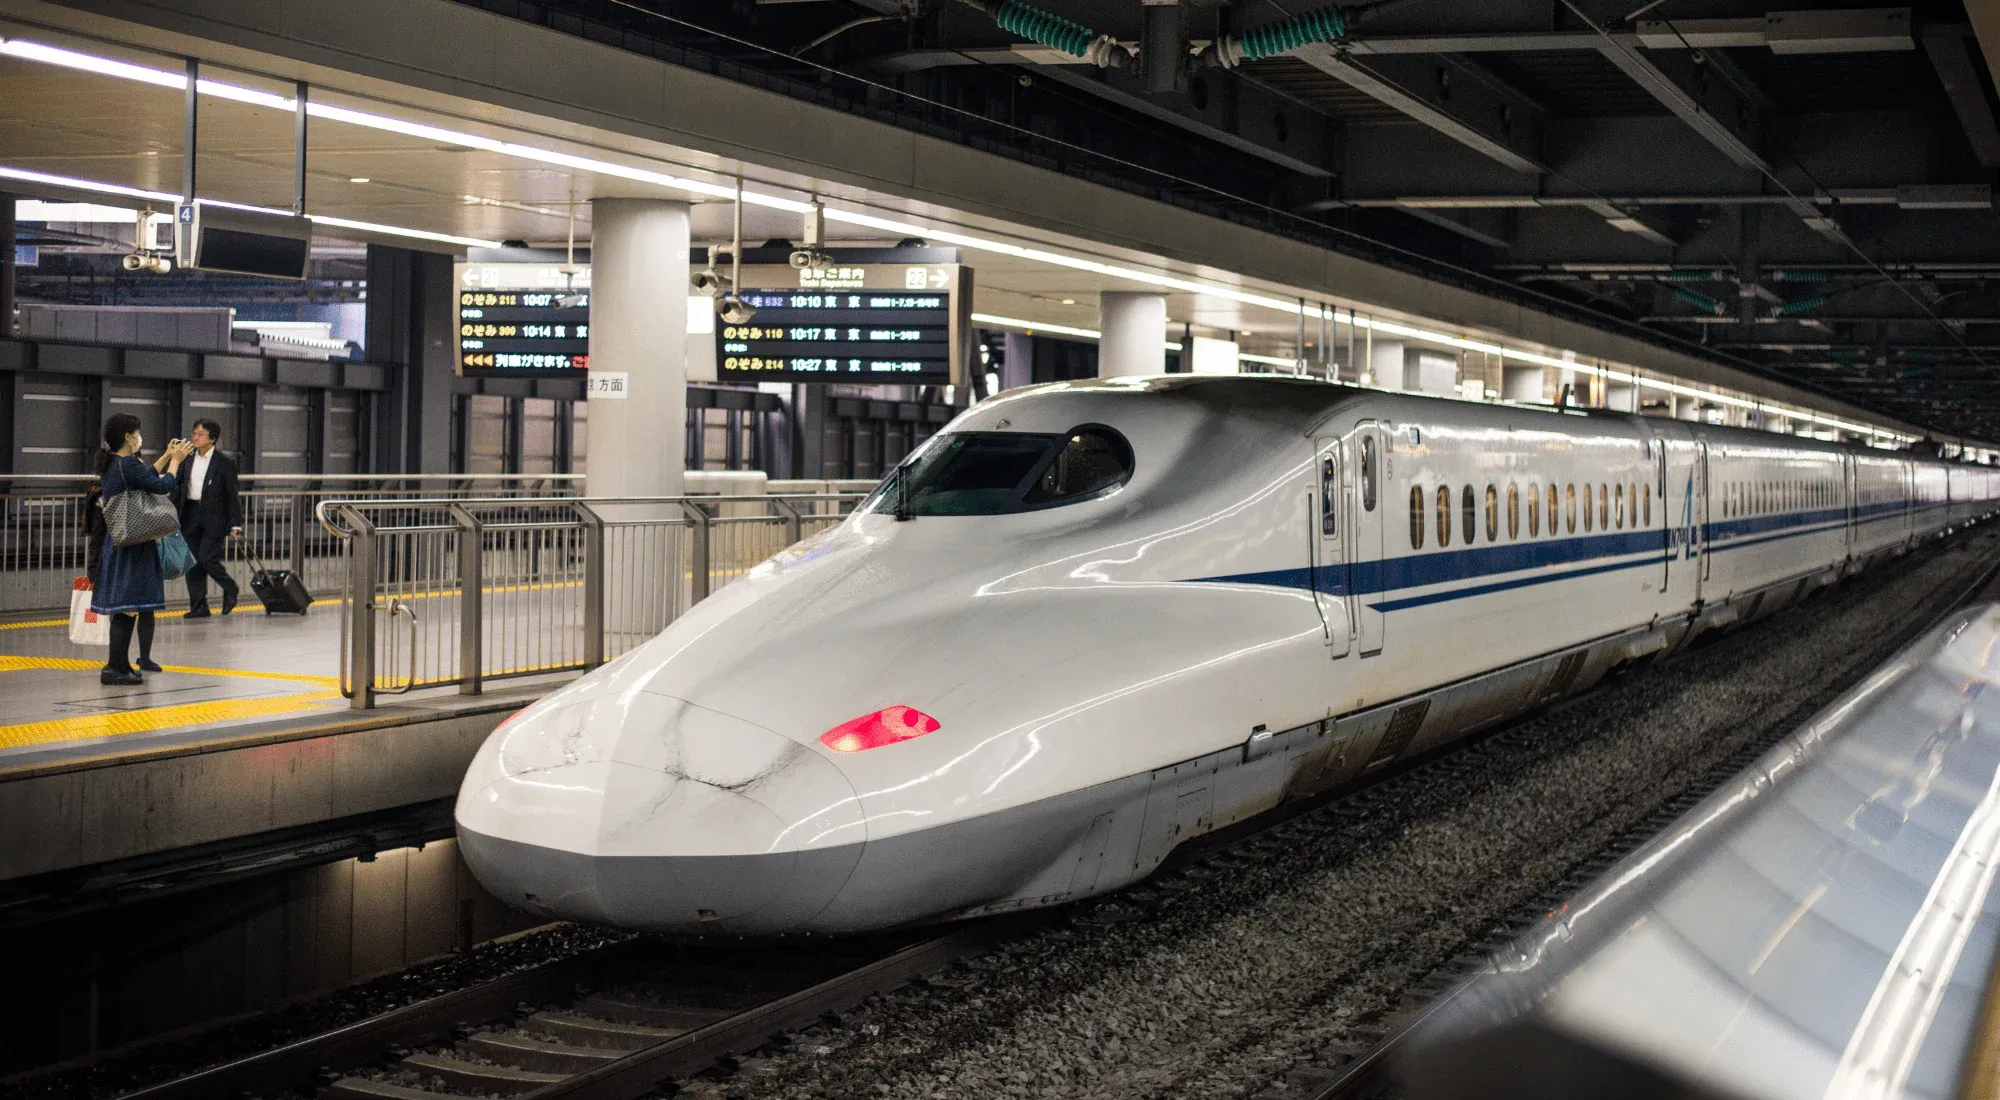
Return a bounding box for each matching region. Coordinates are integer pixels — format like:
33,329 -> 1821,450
455,376 -> 1999,935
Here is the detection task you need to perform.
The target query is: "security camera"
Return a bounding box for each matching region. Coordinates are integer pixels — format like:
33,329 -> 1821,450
122,253 -> 144,272
122,252 -> 173,274
690,268 -> 730,297
716,295 -> 757,325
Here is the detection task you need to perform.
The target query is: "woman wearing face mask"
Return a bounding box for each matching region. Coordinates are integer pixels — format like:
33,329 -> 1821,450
89,414 -> 194,685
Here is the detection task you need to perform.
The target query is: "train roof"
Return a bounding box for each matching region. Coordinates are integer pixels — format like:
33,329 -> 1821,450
1011,375 -> 1990,467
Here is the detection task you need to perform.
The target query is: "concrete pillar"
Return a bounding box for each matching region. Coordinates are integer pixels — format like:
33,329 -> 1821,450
0,192 -> 14,339
1190,335 -> 1239,374
585,198 -> 690,498
1001,331 -> 1034,391
1408,351 -> 1457,396
1369,340 -> 1404,389
364,245 -> 456,474
1501,365 -> 1544,403
1097,292 -> 1166,377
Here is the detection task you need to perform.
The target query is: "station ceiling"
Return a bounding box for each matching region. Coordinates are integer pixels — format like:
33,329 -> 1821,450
0,0 -> 1995,443
496,0 -> 2000,440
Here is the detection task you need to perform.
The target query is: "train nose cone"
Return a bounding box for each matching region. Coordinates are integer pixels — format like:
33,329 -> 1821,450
455,689 -> 866,933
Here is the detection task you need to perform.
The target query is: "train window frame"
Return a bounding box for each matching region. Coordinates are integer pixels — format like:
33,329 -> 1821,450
1320,456 -> 1338,537
1359,435 -> 1379,513
1615,483 -> 1625,529
1582,482 -> 1593,532
1644,482 -> 1652,526
1409,485 -> 1425,549
1507,483 -> 1520,540
1437,485 -> 1452,547
1548,483 -> 1559,536
1565,483 -> 1577,533
1461,485 -> 1476,546
1598,483 -> 1609,530
1484,484 -> 1499,542
1527,483 -> 1540,538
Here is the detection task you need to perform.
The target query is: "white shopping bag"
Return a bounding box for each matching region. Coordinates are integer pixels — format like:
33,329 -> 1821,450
69,581 -> 110,647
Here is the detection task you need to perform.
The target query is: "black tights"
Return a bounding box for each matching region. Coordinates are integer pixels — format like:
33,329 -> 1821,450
107,611 -> 155,672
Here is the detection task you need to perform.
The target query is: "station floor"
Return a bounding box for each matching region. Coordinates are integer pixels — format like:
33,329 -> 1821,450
0,599 -> 353,768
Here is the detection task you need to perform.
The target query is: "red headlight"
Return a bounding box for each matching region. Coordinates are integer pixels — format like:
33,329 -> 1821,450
819,706 -> 942,753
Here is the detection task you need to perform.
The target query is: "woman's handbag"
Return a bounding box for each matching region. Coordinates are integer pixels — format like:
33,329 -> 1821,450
157,532 -> 197,581
103,488 -> 179,547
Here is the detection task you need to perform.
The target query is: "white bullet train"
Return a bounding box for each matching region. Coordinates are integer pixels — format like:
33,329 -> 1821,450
455,376 -> 2000,934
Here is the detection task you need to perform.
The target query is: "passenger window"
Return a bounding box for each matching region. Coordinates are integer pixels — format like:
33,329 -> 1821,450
1485,485 -> 1499,542
1527,483 -> 1539,537
1437,485 -> 1452,547
1360,436 -> 1378,513
1565,484 -> 1577,533
1507,483 -> 1520,540
1409,486 -> 1425,550
1644,482 -> 1652,526
1320,456 -> 1338,537
1548,484 -> 1559,535
1615,483 -> 1625,529
1582,483 -> 1593,531
1599,483 -> 1609,530
1461,485 -> 1476,546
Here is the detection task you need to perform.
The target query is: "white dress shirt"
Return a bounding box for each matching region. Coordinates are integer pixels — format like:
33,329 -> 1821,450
187,449 -> 212,501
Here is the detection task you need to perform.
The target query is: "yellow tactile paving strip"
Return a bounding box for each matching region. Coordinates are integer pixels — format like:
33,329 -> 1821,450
0,691 -> 344,749
0,598 -> 342,631
0,656 -> 344,750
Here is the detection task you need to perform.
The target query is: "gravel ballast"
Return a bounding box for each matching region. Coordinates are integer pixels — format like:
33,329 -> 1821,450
701,533 -> 2000,1100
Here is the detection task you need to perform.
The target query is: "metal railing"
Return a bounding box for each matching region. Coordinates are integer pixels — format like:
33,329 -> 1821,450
317,492 -> 869,707
0,474 -> 581,614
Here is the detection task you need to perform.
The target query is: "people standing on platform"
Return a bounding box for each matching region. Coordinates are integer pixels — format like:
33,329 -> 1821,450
174,419 -> 243,618
90,414 -> 194,685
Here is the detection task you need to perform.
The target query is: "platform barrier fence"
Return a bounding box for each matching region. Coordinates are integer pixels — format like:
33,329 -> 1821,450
319,492 -> 869,707
0,474 -> 581,615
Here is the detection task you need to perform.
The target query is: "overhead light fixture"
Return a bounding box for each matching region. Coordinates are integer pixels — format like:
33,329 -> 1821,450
1060,298 -> 1075,305
349,177 -> 371,184
0,164 -> 502,248
0,33 -> 1918,443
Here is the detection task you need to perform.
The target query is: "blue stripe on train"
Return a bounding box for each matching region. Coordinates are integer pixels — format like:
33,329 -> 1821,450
1193,498 -> 1963,609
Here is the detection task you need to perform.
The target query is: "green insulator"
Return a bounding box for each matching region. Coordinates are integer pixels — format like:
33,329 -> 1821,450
994,0 -> 1096,58
1662,270 -> 1726,282
1772,295 -> 1828,316
1672,287 -> 1723,314
1236,5 -> 1349,62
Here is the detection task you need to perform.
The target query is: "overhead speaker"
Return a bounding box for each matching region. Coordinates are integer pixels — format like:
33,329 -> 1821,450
181,203 -> 311,280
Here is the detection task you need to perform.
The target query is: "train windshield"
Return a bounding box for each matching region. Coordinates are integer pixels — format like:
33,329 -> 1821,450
866,426 -> 1134,517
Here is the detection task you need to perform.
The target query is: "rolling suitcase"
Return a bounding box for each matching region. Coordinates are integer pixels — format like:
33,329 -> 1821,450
246,550 -> 313,615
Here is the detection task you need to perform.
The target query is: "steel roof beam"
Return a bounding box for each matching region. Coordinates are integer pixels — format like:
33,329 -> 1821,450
1287,44 -> 1546,176
1921,27 -> 2000,169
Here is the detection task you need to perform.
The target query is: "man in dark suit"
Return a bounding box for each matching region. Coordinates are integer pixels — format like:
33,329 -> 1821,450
176,419 -> 243,617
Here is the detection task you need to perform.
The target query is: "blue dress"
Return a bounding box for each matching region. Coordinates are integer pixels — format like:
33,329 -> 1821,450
92,455 -> 178,615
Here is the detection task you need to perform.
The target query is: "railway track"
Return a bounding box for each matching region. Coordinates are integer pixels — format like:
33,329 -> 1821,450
1285,535 -> 2000,1100
119,925 -> 1020,1100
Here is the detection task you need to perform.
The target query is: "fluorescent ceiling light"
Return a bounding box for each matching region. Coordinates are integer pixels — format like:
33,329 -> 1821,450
0,33 -> 1917,441
0,164 -> 500,248
14,199 -> 145,223
970,312 -> 1181,349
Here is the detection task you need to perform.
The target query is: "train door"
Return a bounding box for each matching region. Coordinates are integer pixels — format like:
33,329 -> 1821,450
1310,440 -> 1351,658
1843,454 -> 1856,560
1695,442 -> 1713,591
1348,421 -> 1386,657
1654,438 -> 1670,591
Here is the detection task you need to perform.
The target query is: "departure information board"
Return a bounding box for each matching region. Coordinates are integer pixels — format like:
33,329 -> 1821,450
455,263 -> 590,376
716,263 -> 969,385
